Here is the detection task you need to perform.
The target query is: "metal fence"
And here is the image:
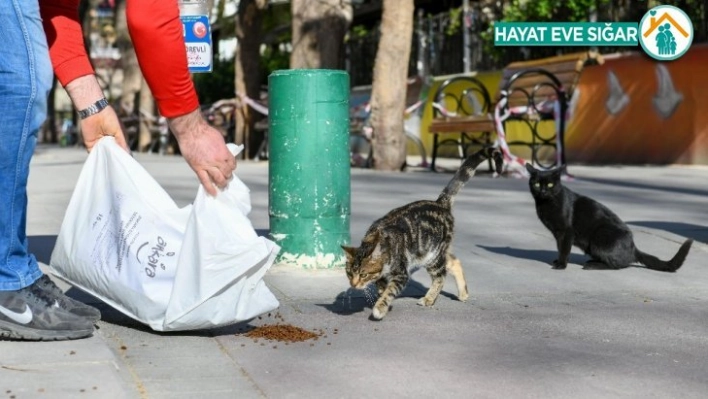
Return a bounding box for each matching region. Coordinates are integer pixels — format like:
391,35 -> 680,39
346,9 -> 517,86
347,11 -> 466,87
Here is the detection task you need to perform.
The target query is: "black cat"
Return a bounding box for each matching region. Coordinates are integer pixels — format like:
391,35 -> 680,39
525,164 -> 693,272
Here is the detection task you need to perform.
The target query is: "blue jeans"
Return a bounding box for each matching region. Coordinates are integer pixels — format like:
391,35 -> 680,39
0,0 -> 54,290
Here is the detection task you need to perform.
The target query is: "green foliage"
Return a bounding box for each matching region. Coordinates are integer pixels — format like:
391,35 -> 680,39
193,57 -> 235,105
262,2 -> 291,32
502,0 -> 610,22
351,24 -> 370,39
446,7 -> 462,36
260,44 -> 290,80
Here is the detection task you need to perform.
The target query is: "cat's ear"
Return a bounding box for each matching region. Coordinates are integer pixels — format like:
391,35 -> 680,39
358,236 -> 383,260
525,163 -> 537,175
341,246 -> 357,261
552,165 -> 566,179
371,242 -> 382,258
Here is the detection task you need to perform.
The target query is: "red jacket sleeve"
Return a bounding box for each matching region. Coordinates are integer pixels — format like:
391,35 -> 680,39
40,0 -> 95,86
127,0 -> 200,117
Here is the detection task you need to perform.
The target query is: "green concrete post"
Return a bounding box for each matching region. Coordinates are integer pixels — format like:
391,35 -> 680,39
268,69 -> 351,269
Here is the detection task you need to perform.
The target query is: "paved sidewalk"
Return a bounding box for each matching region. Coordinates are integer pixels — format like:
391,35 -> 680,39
1,145 -> 707,398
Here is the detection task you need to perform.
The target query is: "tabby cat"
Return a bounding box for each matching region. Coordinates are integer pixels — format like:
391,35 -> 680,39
342,148 -> 503,320
526,164 -> 693,271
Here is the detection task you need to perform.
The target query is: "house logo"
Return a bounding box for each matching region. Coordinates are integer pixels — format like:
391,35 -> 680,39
639,5 -> 693,61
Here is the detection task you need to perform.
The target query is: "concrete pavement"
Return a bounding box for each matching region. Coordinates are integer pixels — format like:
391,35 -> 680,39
1,144 -> 707,398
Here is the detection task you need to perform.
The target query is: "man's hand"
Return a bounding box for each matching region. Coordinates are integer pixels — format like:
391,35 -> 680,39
80,106 -> 130,152
64,74 -> 130,153
169,108 -> 236,196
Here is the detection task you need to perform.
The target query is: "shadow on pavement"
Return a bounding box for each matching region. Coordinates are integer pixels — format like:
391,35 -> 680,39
478,245 -> 588,267
96,304 -> 257,338
628,221 -> 708,244
317,277 -> 459,318
318,291 -> 371,316
28,234 -> 57,265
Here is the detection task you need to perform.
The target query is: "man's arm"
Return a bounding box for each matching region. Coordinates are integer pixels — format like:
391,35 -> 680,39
126,0 -> 199,118
127,0 -> 235,195
39,0 -> 93,87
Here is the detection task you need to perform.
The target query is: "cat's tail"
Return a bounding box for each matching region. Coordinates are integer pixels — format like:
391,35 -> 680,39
635,238 -> 693,272
437,148 -> 503,208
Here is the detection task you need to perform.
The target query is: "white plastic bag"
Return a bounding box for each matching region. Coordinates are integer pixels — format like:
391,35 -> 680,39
49,137 -> 280,331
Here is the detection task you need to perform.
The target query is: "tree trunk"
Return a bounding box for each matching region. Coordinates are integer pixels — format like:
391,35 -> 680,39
235,0 -> 267,159
369,0 -> 415,171
290,0 -> 353,69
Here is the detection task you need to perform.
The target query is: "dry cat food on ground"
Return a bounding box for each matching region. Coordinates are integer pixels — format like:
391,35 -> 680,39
243,324 -> 323,343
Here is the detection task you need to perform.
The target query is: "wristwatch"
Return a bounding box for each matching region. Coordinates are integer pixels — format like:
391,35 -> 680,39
78,98 -> 109,119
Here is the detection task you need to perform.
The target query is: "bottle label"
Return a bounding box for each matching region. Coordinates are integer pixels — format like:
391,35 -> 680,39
181,14 -> 212,73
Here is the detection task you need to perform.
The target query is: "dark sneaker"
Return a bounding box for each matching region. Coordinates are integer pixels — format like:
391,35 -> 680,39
34,275 -> 101,322
0,282 -> 95,341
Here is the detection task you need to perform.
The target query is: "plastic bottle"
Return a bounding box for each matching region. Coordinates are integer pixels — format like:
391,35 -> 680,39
178,0 -> 212,73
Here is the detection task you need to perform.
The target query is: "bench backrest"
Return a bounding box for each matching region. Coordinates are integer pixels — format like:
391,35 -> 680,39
429,51 -> 603,119
498,51 -> 603,109
430,76 -> 493,119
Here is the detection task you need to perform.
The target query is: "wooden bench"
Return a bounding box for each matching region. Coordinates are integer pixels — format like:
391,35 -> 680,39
428,51 -> 603,171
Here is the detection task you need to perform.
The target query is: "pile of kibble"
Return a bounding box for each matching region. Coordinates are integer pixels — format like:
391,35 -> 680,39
238,311 -> 337,345
244,324 -> 321,343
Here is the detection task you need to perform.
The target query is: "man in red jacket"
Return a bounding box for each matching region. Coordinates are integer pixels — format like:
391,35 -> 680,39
0,0 -> 236,340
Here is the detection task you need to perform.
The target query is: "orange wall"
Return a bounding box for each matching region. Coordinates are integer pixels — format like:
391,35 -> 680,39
565,44 -> 708,165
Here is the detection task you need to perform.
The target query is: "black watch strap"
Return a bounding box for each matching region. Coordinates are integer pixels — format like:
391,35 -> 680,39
78,98 -> 109,119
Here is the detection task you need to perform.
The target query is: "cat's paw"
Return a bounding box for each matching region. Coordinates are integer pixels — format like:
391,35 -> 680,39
371,304 -> 388,320
375,280 -> 387,296
417,296 -> 436,307
457,290 -> 469,302
552,260 -> 567,270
